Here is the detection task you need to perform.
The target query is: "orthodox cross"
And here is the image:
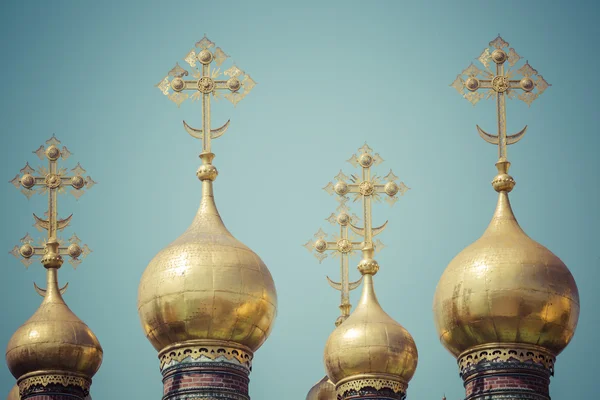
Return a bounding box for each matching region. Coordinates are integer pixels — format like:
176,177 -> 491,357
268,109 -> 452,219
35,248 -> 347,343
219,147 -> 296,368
451,35 -> 551,163
9,135 -> 94,294
155,35 -> 256,156
324,143 -> 409,256
304,197 -> 365,325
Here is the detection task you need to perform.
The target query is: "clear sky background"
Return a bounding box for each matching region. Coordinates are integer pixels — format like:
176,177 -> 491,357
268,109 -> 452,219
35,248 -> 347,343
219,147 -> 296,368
1,1 -> 598,399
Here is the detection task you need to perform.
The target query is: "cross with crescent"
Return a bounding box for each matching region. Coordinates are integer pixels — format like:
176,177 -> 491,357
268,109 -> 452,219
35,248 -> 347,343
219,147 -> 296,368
323,143 -> 409,253
9,135 -> 94,295
451,35 -> 551,163
155,35 -> 256,155
304,197 -> 367,325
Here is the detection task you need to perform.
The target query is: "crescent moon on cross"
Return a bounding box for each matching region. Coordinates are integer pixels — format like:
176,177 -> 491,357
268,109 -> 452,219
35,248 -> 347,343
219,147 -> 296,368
183,119 -> 230,140
34,281 -> 68,297
348,220 -> 388,237
33,213 -> 73,231
326,275 -> 363,291
476,124 -> 528,145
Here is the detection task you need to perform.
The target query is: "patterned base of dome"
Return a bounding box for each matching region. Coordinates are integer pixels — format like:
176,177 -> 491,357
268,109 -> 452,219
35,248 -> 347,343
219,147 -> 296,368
17,371 -> 90,400
336,375 -> 408,400
459,343 -> 553,400
158,339 -> 253,372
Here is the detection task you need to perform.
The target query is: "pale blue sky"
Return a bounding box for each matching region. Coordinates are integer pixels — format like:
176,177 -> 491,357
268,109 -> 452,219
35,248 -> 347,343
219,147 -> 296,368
1,1 -> 598,399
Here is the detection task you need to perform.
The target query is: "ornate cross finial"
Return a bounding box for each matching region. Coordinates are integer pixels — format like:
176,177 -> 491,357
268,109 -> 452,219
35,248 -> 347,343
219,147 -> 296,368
304,197 -> 372,325
9,135 -> 94,294
155,35 -> 256,156
323,143 -> 409,275
451,35 -> 551,163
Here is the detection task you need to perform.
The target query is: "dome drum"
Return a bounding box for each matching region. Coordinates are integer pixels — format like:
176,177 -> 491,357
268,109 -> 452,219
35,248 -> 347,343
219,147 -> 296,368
16,370 -> 91,399
335,374 -> 408,400
457,343 -> 556,379
158,339 -> 253,372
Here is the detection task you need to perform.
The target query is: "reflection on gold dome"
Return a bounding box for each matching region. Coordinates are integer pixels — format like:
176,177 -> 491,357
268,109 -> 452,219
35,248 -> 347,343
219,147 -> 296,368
306,376 -> 336,400
6,268 -> 103,381
433,178 -> 579,357
138,179 -> 277,353
324,273 -> 418,392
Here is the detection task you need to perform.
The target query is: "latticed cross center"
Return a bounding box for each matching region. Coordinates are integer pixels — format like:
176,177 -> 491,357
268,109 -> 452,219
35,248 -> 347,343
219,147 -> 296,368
45,173 -> 61,189
359,181 -> 375,196
198,77 -> 215,93
492,75 -> 509,93
337,239 -> 352,254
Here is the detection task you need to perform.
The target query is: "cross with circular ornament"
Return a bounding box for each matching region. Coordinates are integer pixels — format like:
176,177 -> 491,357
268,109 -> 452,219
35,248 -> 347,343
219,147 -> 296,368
323,143 -> 409,270
323,143 -> 410,272
304,197 -> 368,324
155,35 -> 256,155
9,135 -> 94,293
450,35 -> 551,163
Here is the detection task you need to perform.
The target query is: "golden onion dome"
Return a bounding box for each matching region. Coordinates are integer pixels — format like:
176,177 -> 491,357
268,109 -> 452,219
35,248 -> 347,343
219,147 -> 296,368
7,385 -> 19,400
5,267 -> 103,381
433,162 -> 580,357
324,267 -> 418,392
306,376 -> 336,400
138,155 -> 277,354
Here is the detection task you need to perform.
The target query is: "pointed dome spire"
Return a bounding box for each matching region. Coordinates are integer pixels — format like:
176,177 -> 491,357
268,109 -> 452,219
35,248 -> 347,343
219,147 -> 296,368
6,240 -> 102,396
433,161 -> 579,358
440,34 -> 577,400
138,153 -> 277,355
324,254 -> 418,398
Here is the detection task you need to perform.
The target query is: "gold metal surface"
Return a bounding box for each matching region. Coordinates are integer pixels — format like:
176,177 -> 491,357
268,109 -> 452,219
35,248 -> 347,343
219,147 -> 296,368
432,189 -> 579,357
139,36 -> 276,356
6,248 -> 103,381
304,197 -> 364,325
435,36 -> 579,360
324,275 -> 418,387
138,179 -> 277,353
306,376 -> 336,400
6,136 -> 102,383
322,144 -> 417,393
450,35 -> 551,163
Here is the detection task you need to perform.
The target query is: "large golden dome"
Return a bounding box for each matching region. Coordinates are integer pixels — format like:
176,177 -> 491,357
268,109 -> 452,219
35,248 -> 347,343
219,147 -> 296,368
5,268 -> 103,381
138,177 -> 277,353
324,272 -> 418,391
306,376 -> 336,400
433,169 -> 580,357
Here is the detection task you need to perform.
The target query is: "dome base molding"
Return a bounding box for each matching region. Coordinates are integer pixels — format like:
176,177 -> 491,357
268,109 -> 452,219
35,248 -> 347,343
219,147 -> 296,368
17,370 -> 90,400
458,344 -> 553,400
158,340 -> 253,372
336,374 -> 408,400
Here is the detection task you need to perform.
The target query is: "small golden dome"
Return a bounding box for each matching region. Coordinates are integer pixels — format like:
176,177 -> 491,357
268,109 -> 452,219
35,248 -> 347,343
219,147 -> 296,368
306,376 -> 336,400
138,179 -> 277,353
433,190 -> 580,357
324,273 -> 418,388
5,269 -> 103,380
7,385 -> 19,400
